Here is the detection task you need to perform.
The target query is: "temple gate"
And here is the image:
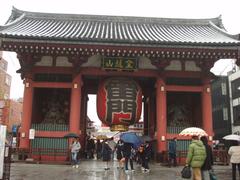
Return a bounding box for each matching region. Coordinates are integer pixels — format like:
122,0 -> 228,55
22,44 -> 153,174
0,7 -> 239,162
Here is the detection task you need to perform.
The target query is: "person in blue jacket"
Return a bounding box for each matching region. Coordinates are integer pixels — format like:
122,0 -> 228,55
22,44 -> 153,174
168,137 -> 177,167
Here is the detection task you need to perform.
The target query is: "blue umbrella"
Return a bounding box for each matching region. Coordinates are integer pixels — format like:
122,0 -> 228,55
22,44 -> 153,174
120,132 -> 143,148
139,135 -> 153,143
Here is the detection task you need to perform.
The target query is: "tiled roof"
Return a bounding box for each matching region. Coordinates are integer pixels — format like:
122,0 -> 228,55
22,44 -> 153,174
0,7 -> 239,46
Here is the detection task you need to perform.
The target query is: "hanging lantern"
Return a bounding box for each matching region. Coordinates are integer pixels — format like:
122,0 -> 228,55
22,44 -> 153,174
97,77 -> 142,131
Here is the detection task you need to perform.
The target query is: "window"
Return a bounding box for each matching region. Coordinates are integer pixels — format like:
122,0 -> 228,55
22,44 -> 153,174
231,78 -> 240,99
5,75 -> 11,86
0,61 -> 7,71
221,83 -> 227,95
4,93 -> 9,100
233,105 -> 240,125
223,107 -> 228,121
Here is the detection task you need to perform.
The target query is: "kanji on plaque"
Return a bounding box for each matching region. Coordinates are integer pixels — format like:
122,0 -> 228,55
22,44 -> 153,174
102,57 -> 138,71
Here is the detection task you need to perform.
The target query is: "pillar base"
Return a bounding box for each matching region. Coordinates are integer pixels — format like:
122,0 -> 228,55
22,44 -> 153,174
156,151 -> 168,163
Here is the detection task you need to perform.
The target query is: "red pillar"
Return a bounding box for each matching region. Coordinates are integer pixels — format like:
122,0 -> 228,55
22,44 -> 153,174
202,78 -> 213,139
69,74 -> 82,135
148,95 -> 155,138
80,92 -> 88,148
156,77 -> 167,152
19,77 -> 33,149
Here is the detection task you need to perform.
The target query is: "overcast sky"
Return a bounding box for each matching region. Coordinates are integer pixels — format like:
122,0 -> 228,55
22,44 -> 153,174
0,0 -> 240,124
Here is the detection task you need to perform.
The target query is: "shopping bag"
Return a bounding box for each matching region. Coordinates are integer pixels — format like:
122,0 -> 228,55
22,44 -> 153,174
181,165 -> 191,179
209,169 -> 217,180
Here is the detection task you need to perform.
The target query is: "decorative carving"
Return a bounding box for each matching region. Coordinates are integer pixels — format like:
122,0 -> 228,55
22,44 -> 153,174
41,90 -> 70,124
68,55 -> 88,73
16,53 -> 41,79
151,59 -> 170,71
167,103 -> 192,127
195,60 -> 215,72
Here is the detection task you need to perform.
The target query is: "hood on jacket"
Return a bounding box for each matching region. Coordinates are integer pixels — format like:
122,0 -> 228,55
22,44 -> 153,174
192,140 -> 204,147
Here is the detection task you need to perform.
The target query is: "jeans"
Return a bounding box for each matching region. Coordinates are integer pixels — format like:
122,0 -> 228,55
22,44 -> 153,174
201,170 -> 210,180
142,157 -> 149,169
125,157 -> 133,170
232,163 -> 240,180
168,153 -> 177,167
71,152 -> 79,165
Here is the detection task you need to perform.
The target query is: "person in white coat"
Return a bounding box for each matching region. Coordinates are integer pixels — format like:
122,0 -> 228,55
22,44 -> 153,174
71,137 -> 81,168
228,141 -> 240,180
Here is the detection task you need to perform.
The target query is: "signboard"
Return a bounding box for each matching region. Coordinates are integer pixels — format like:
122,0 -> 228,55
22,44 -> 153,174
102,57 -> 138,71
12,125 -> 17,133
0,125 -> 6,179
29,129 -> 35,140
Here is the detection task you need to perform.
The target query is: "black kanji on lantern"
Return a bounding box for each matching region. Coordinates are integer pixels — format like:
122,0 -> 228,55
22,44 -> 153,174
105,78 -> 139,124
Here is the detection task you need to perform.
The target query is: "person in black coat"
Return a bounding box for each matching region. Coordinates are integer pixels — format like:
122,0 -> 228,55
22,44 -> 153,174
200,136 -> 213,180
101,140 -> 112,170
142,142 -> 152,172
116,140 -> 124,168
122,142 -> 134,172
95,139 -> 102,160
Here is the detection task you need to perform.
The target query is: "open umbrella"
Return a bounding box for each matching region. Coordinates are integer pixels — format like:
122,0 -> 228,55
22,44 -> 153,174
108,140 -> 117,150
96,135 -> 108,140
120,132 -> 143,148
223,134 -> 240,141
179,127 -> 208,137
63,133 -> 79,138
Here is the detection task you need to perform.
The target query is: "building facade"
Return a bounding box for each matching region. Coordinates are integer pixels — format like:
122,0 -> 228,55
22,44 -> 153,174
0,52 -> 11,100
228,70 -> 240,135
211,76 -> 232,140
0,7 -> 239,161
0,51 -> 11,125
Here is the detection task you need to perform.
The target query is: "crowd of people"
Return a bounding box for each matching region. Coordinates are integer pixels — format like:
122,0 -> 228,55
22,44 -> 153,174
70,135 -> 153,173
184,135 -> 240,180
101,139 -> 153,173
69,134 -> 240,179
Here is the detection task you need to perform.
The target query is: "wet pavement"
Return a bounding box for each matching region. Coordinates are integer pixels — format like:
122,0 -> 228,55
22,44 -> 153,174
10,160 -> 232,180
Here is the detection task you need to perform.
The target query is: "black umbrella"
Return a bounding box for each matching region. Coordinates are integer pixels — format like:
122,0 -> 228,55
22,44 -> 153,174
139,135 -> 153,142
64,133 -> 79,138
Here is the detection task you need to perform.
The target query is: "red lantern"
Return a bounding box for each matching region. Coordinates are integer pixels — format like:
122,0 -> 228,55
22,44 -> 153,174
97,77 -> 142,131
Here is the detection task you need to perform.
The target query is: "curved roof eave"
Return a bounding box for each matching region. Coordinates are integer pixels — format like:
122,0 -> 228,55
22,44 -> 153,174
1,36 -> 240,49
8,6 -> 224,26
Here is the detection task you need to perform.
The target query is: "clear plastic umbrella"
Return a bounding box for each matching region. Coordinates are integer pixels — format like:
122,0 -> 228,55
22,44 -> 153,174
223,134 -> 240,141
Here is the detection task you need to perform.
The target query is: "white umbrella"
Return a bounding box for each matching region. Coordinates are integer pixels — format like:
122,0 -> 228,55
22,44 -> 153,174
223,134 -> 240,141
108,140 -> 117,150
179,127 -> 208,137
